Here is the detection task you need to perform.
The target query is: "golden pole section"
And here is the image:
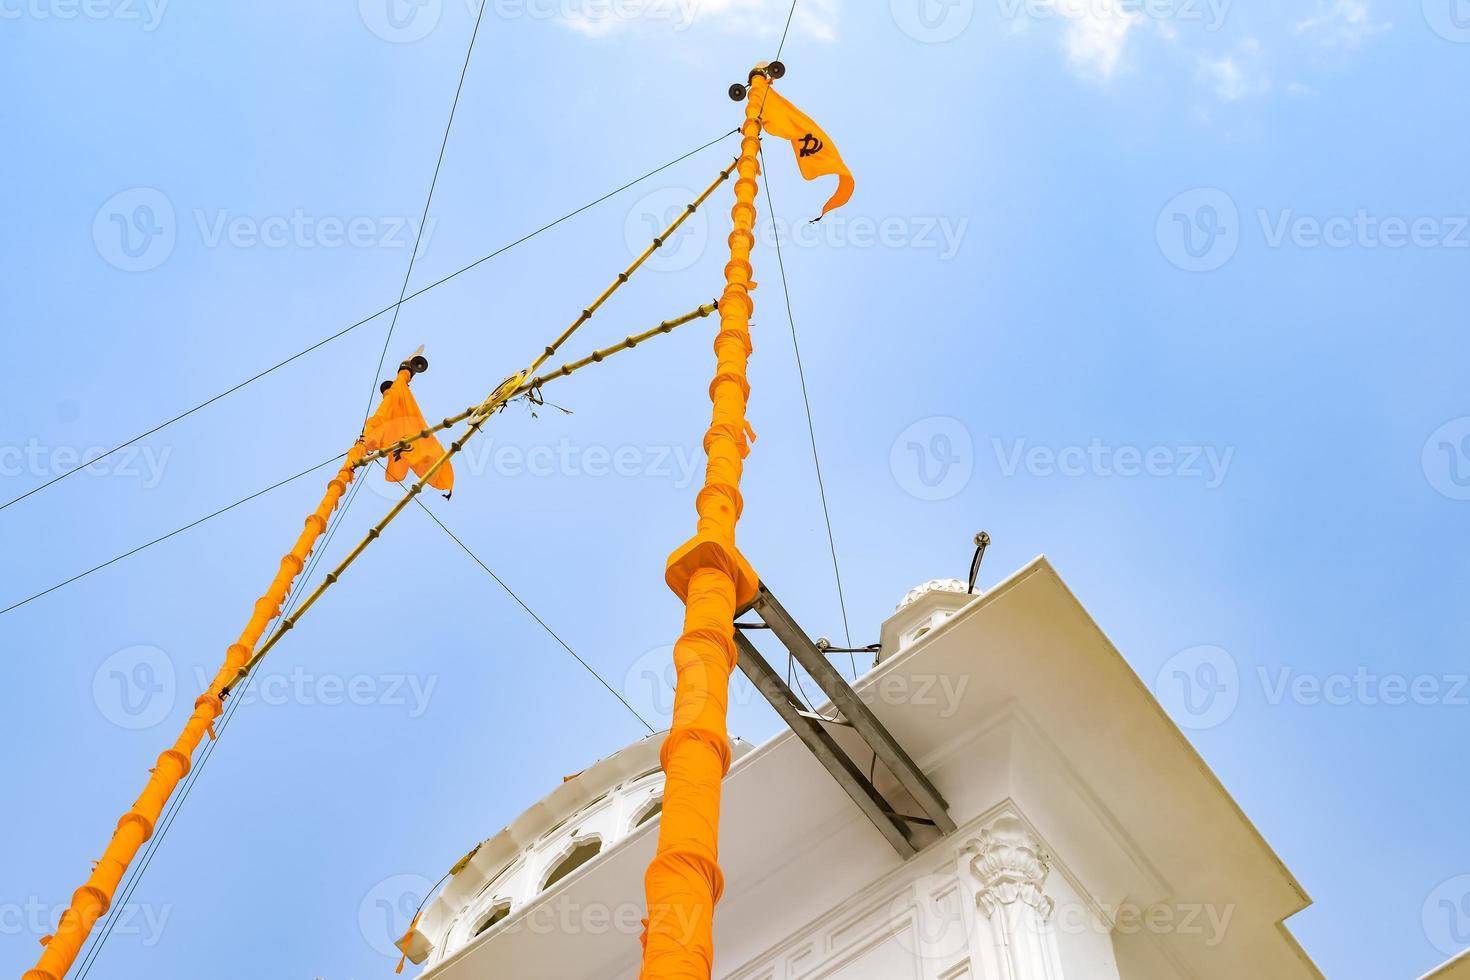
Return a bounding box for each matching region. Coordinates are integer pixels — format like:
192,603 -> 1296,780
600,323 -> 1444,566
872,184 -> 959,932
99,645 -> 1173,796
25,431 -> 376,980
29,159 -> 732,980
220,170 -> 737,695
525,161 -> 736,377
222,382 -> 509,691
229,297 -> 720,691
639,71 -> 767,980
355,301 -> 719,470
526,301 -> 718,389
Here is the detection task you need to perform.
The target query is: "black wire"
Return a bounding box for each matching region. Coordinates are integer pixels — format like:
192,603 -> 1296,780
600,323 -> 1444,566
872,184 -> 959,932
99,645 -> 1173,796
365,0 -> 489,420
775,0 -> 798,60
73,471 -> 366,979
0,129 -> 738,517
372,127 -> 736,325
788,653 -> 818,711
0,455 -> 344,618
1,128 -> 739,608
71,9 -> 500,961
759,148 -> 856,679
73,601 -> 256,978
967,532 -> 989,594
401,865 -> 455,949
75,459 -> 364,980
395,475 -> 657,735
785,651 -> 843,723
75,471 -> 368,975
57,45 -> 743,979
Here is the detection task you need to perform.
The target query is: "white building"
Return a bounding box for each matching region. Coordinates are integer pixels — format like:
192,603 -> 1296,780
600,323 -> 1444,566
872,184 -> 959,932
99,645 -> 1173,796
397,556 -> 1327,978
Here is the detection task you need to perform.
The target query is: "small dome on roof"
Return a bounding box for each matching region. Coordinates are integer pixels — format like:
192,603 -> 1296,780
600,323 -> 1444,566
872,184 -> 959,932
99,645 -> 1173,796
401,732 -> 753,968
896,578 -> 972,611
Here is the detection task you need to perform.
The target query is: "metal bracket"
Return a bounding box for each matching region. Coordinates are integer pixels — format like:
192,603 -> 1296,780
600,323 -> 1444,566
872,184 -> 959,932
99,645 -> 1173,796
733,582 -> 957,857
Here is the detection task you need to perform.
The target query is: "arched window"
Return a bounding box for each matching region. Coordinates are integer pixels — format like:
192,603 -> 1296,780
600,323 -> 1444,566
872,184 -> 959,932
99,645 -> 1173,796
475,862 -> 515,899
541,838 -> 602,892
474,901 -> 511,938
632,796 -> 663,829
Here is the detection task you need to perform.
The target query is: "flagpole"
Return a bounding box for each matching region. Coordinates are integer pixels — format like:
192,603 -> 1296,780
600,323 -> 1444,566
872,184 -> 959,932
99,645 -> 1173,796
23,395 -> 398,980
638,64 -> 774,980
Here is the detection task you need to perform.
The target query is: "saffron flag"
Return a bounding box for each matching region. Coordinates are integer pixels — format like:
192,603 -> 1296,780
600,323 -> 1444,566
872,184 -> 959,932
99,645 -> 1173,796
758,86 -> 854,220
365,369 -> 455,495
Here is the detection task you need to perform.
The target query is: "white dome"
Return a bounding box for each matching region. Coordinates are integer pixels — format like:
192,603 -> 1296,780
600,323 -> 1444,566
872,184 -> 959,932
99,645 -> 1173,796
402,732 -> 753,967
896,578 -> 973,611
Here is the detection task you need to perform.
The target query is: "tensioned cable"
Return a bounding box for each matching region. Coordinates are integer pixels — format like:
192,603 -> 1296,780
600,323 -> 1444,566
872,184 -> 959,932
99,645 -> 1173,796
0,455 -> 344,618
396,474 -> 657,735
72,446 -> 652,977
775,0 -> 799,60
0,129 -> 738,516
218,168 -> 735,702
70,42 -> 490,942
365,0 -> 489,420
47,73 -> 732,980
43,9 -> 498,951
75,445 -> 373,978
74,473 -> 367,979
329,0 -> 493,666
1,300 -> 719,618
758,148 -> 856,679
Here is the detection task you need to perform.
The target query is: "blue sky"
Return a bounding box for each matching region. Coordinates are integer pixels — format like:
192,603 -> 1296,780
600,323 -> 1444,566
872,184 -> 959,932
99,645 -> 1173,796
2,1 -> 1467,977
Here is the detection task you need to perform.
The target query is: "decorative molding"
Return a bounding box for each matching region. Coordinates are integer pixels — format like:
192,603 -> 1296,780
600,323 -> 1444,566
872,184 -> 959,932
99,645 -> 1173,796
720,803 -> 1110,980
908,700 -> 1173,904
965,815 -> 1055,921
897,578 -> 974,611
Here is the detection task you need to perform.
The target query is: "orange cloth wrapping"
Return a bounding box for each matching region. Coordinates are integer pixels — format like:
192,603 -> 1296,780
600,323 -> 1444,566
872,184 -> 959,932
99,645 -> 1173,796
25,394 -> 398,980
757,85 -> 854,219
365,369 -> 455,493
639,76 -> 767,980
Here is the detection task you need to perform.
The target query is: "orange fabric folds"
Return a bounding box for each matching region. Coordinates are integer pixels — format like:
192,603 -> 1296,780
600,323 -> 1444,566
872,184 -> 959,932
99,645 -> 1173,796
758,86 -> 854,219
640,75 -> 767,980
365,369 -> 455,493
25,412 -> 384,980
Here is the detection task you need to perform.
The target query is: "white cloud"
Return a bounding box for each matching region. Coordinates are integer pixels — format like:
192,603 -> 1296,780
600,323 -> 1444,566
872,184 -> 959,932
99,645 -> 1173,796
1057,0 -> 1141,81
1002,0 -> 1379,101
1295,0 -> 1390,49
1197,37 -> 1268,101
557,0 -> 838,42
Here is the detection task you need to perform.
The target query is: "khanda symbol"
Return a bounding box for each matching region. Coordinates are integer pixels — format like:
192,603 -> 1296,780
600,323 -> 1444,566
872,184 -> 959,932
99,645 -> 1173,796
798,133 -> 823,157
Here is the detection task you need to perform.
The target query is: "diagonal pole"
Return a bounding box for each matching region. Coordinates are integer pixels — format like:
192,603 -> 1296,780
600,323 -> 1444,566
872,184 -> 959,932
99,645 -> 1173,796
28,164 -> 733,980
24,420 -> 382,980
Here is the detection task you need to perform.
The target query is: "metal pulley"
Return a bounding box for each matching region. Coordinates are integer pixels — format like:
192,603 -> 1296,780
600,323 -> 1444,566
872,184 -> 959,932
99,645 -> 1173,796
728,59 -> 785,101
